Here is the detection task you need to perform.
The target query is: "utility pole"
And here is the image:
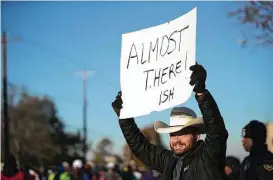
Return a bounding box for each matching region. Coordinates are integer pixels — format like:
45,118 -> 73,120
1,32 -> 19,161
75,70 -> 92,163
2,31 -> 9,161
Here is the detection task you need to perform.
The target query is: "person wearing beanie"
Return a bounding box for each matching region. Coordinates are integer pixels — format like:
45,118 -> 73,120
240,120 -> 273,180
225,156 -> 241,180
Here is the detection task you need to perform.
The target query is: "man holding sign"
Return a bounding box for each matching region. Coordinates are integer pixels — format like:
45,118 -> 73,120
112,64 -> 228,180
113,8 -> 228,180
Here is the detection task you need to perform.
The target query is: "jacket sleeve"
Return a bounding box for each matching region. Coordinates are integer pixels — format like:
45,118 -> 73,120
119,118 -> 172,173
196,90 -> 228,162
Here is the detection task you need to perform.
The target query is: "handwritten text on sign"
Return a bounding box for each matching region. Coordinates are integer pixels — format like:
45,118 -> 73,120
120,8 -> 197,119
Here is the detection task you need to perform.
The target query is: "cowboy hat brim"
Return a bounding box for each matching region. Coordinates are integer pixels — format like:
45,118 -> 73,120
154,117 -> 205,134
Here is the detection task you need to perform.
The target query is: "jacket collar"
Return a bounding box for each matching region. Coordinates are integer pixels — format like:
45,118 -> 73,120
164,141 -> 204,180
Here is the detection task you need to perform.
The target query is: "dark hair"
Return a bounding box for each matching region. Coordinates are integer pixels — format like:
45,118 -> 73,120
2,154 -> 19,177
225,156 -> 241,172
4,154 -> 17,167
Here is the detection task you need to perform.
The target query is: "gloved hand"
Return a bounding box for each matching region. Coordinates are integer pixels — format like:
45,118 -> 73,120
189,64 -> 207,93
112,91 -> 123,117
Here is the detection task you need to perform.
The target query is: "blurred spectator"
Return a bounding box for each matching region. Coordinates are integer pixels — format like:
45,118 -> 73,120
98,171 -> 105,180
241,120 -> 273,180
120,165 -> 135,180
1,154 -> 24,180
142,169 -> 155,180
53,162 -> 64,180
59,162 -> 71,180
39,167 -> 47,180
91,163 -> 101,180
129,161 -> 141,180
225,156 -> 241,180
29,169 -> 39,180
47,169 -> 55,180
83,163 -> 94,180
104,162 -> 120,180
72,159 -> 86,180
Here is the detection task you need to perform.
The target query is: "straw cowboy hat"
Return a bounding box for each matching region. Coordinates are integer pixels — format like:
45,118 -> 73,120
154,107 -> 205,134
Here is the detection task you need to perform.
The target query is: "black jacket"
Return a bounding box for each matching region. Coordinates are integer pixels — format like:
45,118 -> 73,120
240,149 -> 273,180
240,120 -> 273,180
119,90 -> 228,180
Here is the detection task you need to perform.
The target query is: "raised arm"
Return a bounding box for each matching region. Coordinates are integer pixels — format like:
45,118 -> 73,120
189,64 -> 228,162
112,92 -> 172,173
196,90 -> 228,160
119,118 -> 171,173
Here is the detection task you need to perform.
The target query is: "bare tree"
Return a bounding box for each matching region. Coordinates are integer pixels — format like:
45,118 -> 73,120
96,137 -> 113,156
9,91 -> 61,165
229,1 -> 273,46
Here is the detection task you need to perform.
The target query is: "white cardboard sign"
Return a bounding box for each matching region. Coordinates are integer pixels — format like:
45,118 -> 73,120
120,7 -> 197,119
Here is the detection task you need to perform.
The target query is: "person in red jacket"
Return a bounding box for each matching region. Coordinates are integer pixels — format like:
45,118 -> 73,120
1,154 -> 24,180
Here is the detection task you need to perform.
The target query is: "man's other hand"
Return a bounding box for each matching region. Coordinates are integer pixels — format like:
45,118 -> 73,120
189,64 -> 207,94
112,91 -> 123,117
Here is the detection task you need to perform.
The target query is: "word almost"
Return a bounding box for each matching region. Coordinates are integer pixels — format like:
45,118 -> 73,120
127,26 -> 189,69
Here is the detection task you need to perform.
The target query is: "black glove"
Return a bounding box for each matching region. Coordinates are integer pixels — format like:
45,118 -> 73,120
189,64 -> 207,93
112,91 -> 123,117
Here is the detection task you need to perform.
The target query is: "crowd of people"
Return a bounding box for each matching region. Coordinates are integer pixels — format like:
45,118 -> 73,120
0,150 -> 270,180
1,155 -> 162,180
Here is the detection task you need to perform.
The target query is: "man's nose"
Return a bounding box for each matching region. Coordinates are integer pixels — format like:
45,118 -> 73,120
242,138 -> 246,144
